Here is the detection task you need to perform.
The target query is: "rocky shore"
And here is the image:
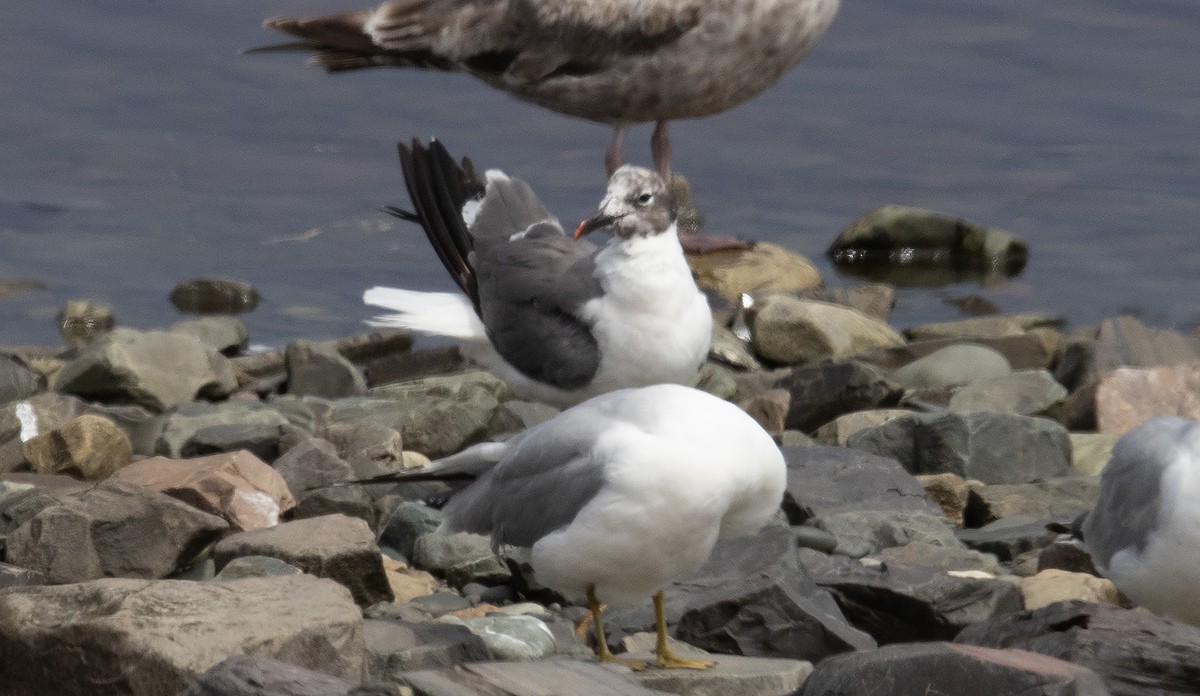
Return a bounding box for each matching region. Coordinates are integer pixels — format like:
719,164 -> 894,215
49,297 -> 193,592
2,209 -> 1200,696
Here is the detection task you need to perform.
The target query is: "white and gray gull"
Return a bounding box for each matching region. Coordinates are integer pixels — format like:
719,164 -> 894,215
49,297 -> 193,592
1077,416 -> 1200,626
260,0 -> 841,176
364,139 -> 712,408
351,383 -> 787,668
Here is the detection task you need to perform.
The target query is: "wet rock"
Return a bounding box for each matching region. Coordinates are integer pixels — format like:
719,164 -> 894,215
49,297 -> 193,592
54,328 -> 239,411
847,411 -> 1071,485
810,509 -> 962,558
1070,432 -> 1119,476
57,299 -> 116,346
113,450 -> 296,532
904,313 -> 1063,342
749,296 -> 904,365
398,660 -> 668,696
153,401 -> 292,458
0,575 -> 363,695
170,277 -> 260,315
890,343 -> 1012,390
687,242 -> 823,303
956,516 -> 1059,562
450,615 -> 558,661
634,654 -> 814,696
948,369 -> 1067,420
213,555 -> 304,580
781,361 -> 905,432
177,655 -> 355,696
799,641 -> 1108,696
827,205 -> 1028,286
1095,361 -> 1200,435
21,413 -> 132,479
1018,570 -> 1119,610
0,355 -> 45,405
964,478 -> 1100,527
6,479 -> 227,583
916,473 -> 971,526
412,531 -> 511,588
168,316 -> 249,355
365,619 -> 490,680
800,551 -> 1022,643
780,445 -> 942,525
812,408 -> 913,446
180,421 -> 287,462
213,514 -> 392,607
955,600 -> 1200,695
285,339 -> 368,399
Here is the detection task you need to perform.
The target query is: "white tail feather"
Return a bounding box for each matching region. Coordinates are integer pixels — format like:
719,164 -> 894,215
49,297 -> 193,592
362,286 -> 486,340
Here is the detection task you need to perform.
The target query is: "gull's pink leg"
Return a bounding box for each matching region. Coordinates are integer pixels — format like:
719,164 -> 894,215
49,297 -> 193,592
651,120 -> 672,180
605,123 -> 631,178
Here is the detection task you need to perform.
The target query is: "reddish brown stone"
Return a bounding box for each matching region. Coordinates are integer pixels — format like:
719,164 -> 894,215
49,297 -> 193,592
1095,361 -> 1200,435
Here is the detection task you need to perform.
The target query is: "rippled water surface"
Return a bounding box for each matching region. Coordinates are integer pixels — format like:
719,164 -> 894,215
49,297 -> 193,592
2,0 -> 1198,347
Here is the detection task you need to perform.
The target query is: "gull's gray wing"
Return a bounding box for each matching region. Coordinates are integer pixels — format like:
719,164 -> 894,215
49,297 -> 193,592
1081,417 -> 1197,567
439,403 -> 617,550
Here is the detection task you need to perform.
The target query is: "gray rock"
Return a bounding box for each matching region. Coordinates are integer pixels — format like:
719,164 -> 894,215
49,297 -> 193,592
84,402 -> 161,454
964,478 -> 1101,527
168,316 -> 249,355
380,501 -> 442,558
397,660 -> 668,696
1093,314 -> 1200,375
412,531 -> 511,588
891,344 -> 1012,390
905,313 -> 1064,342
323,421 -> 405,479
0,561 -> 45,588
782,361 -> 905,432
0,575 -> 364,696
177,655 -> 355,696
799,641 -> 1108,696
1036,541 -> 1098,576
453,615 -> 558,661
795,283 -> 895,324
634,655 -> 814,696
956,516 -> 1060,562
0,355 -> 45,406
21,413 -> 133,480
749,295 -> 904,365
6,479 -> 228,583
285,339 -> 368,399
956,600 -> 1200,696
53,328 -> 239,411
780,445 -> 943,525
709,325 -> 763,371
872,542 -> 1002,575
801,550 -> 1023,644
294,486 -> 378,530
693,361 -> 739,401
812,408 -> 914,446
0,392 -> 88,447
810,509 -> 962,558
402,591 -> 474,618
269,436 -> 351,492
213,514 -> 392,607
364,619 -> 490,680
57,299 -> 116,346
170,277 -> 260,315
153,401 -> 292,458
847,410 -> 1072,484
180,421 -> 285,462
863,334 -> 1055,373
948,369 -> 1068,420
212,555 -> 304,580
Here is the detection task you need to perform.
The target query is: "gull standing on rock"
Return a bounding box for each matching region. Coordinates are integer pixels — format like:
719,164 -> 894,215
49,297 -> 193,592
1077,416 -> 1200,626
350,383 -> 788,668
260,0 -> 841,176
364,139 -> 712,408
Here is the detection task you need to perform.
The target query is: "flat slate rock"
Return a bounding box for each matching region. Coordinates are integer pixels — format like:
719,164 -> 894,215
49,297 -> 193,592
955,600 -> 1200,696
631,654 -> 813,696
177,655 -> 355,696
799,641 -> 1109,696
397,659 -> 672,695
780,445 -> 942,524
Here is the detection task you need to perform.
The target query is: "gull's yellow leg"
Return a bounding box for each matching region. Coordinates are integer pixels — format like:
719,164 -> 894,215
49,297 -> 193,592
588,585 -> 646,670
654,591 -> 716,669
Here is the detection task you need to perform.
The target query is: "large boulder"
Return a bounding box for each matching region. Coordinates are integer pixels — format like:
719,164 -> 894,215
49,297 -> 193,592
780,445 -> 942,525
748,296 -> 904,365
53,328 -> 239,411
0,575 -> 363,696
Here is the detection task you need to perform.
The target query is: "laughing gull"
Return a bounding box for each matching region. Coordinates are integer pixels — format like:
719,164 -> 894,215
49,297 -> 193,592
354,383 -> 787,668
1078,416 -> 1200,625
364,139 -> 712,408
260,0 -> 841,176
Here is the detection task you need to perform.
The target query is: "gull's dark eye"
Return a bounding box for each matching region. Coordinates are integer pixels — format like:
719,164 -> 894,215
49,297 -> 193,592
637,193 -> 653,205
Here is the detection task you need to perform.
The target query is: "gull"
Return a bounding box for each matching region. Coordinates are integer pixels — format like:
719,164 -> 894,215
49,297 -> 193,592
353,383 -> 787,668
364,139 -> 712,408
1077,416 -> 1200,626
259,0 -> 841,177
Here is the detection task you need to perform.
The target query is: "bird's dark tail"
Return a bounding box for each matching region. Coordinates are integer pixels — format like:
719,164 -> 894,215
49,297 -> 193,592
389,139 -> 485,313
256,12 -> 455,72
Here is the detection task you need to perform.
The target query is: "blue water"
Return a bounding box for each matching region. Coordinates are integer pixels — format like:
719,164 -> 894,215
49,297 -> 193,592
2,0 -> 1198,347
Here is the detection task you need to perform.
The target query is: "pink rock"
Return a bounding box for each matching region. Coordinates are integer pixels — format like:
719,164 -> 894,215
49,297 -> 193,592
115,450 -> 296,531
1095,361 -> 1200,435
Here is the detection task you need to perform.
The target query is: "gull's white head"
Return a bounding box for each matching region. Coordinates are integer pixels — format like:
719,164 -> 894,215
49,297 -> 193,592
574,165 -> 674,240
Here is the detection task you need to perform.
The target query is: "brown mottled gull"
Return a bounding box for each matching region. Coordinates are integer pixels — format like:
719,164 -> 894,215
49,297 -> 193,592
260,0 -> 841,176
